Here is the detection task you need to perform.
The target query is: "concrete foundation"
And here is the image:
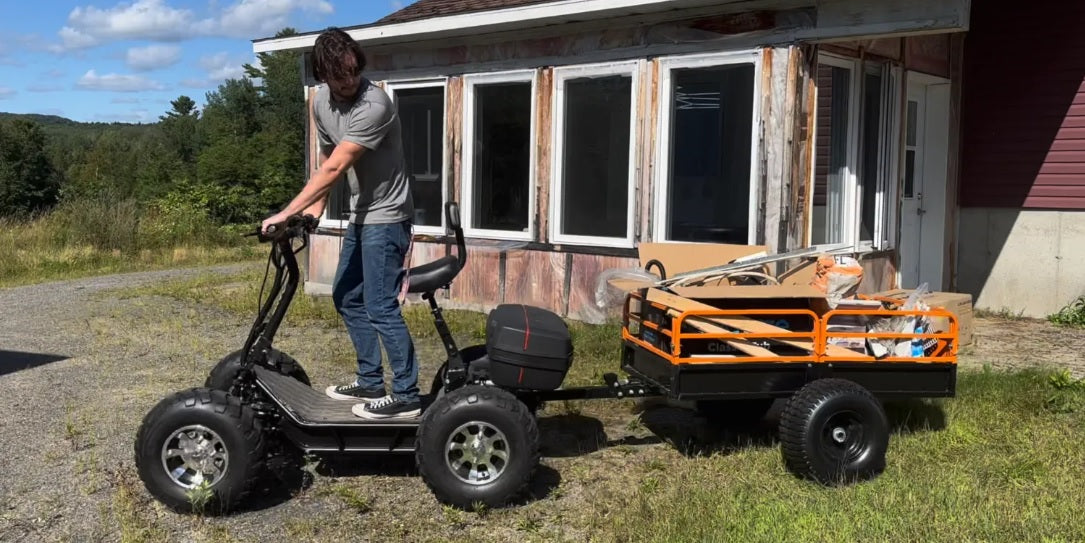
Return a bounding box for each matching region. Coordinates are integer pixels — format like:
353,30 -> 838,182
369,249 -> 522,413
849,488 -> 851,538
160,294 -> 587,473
956,208 -> 1085,317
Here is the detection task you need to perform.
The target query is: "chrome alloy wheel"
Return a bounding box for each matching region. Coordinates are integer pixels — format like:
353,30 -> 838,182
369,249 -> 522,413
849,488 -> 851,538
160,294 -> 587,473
445,421 -> 510,485
160,424 -> 229,488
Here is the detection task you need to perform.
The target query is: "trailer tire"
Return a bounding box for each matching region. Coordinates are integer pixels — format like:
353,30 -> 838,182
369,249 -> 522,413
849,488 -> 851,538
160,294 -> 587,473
205,349 -> 310,392
134,388 -> 266,514
779,379 -> 889,485
416,385 -> 539,510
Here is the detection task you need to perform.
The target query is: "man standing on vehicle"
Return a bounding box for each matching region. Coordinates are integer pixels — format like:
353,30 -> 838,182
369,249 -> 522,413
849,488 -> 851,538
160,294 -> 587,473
260,27 -> 420,420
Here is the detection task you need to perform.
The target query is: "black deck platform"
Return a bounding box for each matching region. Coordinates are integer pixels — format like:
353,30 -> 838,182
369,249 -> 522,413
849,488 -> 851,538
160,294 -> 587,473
254,366 -> 422,453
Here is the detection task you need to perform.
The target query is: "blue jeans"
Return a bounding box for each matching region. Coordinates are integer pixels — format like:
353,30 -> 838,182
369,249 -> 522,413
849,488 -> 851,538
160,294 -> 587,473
332,221 -> 419,403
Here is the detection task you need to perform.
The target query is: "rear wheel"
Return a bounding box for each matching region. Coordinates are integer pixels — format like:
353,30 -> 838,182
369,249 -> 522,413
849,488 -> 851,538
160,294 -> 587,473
205,349 -> 310,392
779,379 -> 889,485
134,388 -> 266,514
416,385 -> 539,510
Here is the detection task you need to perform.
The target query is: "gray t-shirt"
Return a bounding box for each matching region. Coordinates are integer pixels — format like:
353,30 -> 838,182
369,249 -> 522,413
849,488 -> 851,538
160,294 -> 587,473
314,79 -> 413,225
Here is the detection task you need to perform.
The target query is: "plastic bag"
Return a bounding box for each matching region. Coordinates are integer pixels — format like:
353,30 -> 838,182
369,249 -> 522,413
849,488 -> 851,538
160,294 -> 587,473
593,268 -> 660,310
811,255 -> 864,308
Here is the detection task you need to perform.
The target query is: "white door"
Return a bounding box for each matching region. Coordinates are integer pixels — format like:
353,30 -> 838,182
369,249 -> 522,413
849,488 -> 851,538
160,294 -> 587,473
899,74 -> 950,289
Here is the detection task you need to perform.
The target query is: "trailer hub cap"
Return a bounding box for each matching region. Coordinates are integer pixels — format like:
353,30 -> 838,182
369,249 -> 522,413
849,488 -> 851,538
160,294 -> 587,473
832,427 -> 848,443
446,421 -> 509,485
161,425 -> 229,489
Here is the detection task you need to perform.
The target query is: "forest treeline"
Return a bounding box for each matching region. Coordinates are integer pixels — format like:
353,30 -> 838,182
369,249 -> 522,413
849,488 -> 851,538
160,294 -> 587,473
0,28 -> 306,226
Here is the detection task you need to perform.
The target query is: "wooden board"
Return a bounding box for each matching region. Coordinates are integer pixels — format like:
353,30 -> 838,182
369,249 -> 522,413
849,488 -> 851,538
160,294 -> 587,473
657,307 -> 778,358
647,289 -> 857,358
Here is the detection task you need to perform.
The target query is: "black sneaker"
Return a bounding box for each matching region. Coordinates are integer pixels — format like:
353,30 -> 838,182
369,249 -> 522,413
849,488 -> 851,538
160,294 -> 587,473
352,395 -> 421,420
325,382 -> 387,402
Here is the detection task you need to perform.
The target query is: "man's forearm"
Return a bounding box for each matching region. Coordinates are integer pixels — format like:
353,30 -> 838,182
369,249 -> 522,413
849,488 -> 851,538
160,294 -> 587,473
281,171 -> 337,216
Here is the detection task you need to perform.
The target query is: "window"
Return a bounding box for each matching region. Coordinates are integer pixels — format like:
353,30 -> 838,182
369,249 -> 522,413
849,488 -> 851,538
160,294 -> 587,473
810,54 -> 900,249
320,81 -> 448,230
654,52 -> 760,244
462,70 -> 537,240
551,62 -> 639,247
388,81 -> 446,232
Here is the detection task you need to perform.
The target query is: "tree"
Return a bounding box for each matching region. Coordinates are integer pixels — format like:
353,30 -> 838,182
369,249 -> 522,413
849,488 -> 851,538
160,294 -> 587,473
159,95 -> 201,175
0,120 -> 61,217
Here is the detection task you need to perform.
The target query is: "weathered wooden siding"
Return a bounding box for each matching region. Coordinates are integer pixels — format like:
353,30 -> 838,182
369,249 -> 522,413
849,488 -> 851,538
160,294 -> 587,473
296,2 -> 969,319
959,0 -> 1085,209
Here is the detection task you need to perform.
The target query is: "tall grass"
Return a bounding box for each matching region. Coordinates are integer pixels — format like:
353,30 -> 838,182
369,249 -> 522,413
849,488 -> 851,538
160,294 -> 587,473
119,270 -> 1085,542
0,197 -> 261,287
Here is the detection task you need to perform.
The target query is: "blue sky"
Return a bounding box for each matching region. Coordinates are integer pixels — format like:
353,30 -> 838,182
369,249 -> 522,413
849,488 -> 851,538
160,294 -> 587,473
0,0 -> 412,123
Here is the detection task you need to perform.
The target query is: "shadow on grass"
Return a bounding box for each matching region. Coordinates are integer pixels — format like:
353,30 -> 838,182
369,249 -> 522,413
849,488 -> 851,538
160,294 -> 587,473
883,398 -> 949,434
537,397 -> 949,460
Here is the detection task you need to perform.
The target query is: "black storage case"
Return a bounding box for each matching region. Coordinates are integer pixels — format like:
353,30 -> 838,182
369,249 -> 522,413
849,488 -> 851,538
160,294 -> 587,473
485,304 -> 573,390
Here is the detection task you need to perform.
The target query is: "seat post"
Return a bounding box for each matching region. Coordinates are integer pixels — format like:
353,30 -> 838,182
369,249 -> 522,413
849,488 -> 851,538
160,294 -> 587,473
425,291 -> 466,387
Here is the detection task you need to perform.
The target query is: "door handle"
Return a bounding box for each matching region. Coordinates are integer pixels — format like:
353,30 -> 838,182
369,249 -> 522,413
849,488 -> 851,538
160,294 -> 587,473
917,208 -> 926,215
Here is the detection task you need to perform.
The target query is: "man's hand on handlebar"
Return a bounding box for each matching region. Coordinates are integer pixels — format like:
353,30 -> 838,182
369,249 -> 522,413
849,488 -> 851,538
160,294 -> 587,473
256,212 -> 319,241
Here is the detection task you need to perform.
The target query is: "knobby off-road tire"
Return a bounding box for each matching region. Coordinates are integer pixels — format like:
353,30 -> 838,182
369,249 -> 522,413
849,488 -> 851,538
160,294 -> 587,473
779,378 -> 889,485
134,388 -> 266,514
416,385 -> 540,510
205,349 -> 311,392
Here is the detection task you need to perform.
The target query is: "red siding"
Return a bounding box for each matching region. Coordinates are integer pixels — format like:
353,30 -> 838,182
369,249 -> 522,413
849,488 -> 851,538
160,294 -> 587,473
959,0 -> 1085,209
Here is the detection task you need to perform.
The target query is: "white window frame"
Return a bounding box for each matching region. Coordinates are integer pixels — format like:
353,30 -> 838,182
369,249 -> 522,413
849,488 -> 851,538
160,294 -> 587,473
386,78 -> 449,236
810,54 -> 862,247
550,60 -> 641,248
461,69 -> 538,241
652,50 -> 763,244
810,53 -> 901,251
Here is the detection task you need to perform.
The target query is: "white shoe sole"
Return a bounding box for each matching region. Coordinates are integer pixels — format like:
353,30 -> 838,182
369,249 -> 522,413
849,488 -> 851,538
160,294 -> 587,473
324,385 -> 387,403
351,404 -> 421,420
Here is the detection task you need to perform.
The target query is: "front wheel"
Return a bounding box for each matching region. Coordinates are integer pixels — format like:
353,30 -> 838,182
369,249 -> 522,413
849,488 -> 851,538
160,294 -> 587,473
416,385 -> 539,510
779,379 -> 889,485
134,388 -> 266,514
205,349 -> 310,392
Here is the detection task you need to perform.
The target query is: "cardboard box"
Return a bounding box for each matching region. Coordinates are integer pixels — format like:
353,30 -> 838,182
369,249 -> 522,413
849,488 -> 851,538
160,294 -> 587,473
872,289 -> 974,346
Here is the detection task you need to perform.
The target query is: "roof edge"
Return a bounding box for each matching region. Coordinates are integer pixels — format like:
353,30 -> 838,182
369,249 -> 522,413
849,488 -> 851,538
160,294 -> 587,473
252,0 -> 739,52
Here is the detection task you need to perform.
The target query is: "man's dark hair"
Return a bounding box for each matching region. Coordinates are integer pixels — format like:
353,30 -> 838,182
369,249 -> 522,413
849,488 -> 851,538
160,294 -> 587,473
312,27 -> 367,82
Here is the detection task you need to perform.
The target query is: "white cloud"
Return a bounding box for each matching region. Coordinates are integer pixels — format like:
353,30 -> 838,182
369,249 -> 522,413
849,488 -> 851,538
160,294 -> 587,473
111,97 -> 142,104
77,70 -> 165,92
216,0 -> 333,38
126,44 -> 182,71
55,0 -> 334,51
94,109 -> 153,123
42,69 -> 66,78
0,87 -> 15,99
180,78 -> 210,89
391,0 -> 403,9
36,108 -> 66,117
59,0 -> 194,50
200,52 -> 245,81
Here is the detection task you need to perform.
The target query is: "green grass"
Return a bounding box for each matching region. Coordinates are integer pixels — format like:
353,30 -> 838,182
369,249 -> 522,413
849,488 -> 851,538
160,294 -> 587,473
115,271 -> 1085,542
602,367 -> 1085,542
1048,296 -> 1085,327
0,198 -> 262,288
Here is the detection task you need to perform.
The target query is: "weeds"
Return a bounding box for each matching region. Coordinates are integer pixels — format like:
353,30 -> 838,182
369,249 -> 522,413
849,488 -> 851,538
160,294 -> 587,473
322,484 -> 372,514
185,480 -> 215,515
1044,369 -> 1085,413
0,198 -> 259,288
1048,295 -> 1085,327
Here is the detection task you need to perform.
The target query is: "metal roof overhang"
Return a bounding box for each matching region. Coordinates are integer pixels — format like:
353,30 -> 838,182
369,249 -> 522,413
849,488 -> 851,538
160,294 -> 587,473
252,0 -> 970,53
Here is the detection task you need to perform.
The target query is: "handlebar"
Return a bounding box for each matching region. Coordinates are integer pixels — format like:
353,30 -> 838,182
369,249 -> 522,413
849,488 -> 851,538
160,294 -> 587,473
252,203 -> 465,267
248,214 -> 320,244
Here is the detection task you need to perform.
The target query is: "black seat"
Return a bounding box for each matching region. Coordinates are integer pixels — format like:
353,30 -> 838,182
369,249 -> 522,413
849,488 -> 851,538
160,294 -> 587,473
406,255 -> 460,293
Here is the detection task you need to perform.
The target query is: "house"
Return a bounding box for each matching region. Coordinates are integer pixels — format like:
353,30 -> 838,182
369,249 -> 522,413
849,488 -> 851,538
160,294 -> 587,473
251,0 -> 1085,322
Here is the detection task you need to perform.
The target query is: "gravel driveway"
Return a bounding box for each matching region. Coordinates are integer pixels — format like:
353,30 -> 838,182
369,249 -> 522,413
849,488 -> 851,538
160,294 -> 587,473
1,265 -> 1082,542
